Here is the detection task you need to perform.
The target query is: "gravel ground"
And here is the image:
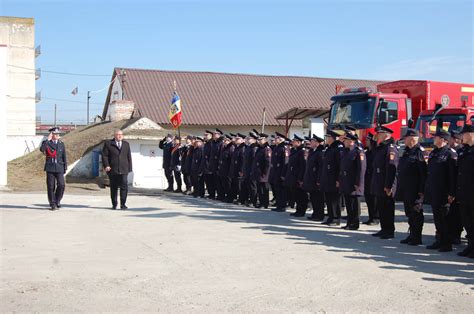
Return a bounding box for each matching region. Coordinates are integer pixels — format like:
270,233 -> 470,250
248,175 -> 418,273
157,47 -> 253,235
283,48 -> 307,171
1,190 -> 473,312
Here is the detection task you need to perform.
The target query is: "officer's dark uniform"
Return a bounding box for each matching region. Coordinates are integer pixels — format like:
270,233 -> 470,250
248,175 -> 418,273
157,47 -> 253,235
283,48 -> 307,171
170,140 -> 182,192
339,133 -> 366,230
39,127 -> 67,210
371,126 -> 399,239
240,135 -> 258,206
210,129 -> 224,199
217,136 -> 235,201
159,135 -> 174,191
302,135 -> 325,221
269,133 -> 289,212
284,135 -> 307,217
320,130 -> 344,225
251,135 -> 272,208
425,130 -> 457,252
363,133 -> 379,225
447,130 -> 464,244
191,138 -> 205,197
228,135 -> 245,202
456,124 -> 474,258
396,129 -> 427,245
181,137 -> 194,193
201,131 -> 215,199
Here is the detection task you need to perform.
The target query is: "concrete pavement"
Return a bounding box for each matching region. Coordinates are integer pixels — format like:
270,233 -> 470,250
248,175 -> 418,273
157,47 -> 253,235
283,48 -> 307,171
1,191 -> 473,312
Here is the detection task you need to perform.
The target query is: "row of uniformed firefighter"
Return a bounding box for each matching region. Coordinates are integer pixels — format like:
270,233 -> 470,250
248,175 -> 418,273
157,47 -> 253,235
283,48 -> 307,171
159,124 -> 474,259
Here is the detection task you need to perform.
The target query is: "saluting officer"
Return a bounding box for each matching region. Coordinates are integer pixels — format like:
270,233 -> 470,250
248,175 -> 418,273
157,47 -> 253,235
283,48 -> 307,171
170,136 -> 183,193
456,124 -> 474,258
217,134 -> 235,201
228,133 -> 246,203
251,133 -> 272,209
371,125 -> 399,239
396,129 -> 427,245
181,135 -> 194,194
159,134 -> 174,191
302,134 -> 325,221
284,135 -> 307,217
363,132 -> 379,225
241,132 -> 259,206
40,127 -> 67,210
192,137 -> 205,198
425,130 -> 457,252
320,129 -> 344,225
270,132 -> 289,212
339,132 -> 366,230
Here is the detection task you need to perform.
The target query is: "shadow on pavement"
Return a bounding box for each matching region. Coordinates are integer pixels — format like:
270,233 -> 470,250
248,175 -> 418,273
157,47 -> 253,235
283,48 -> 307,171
126,193 -> 474,288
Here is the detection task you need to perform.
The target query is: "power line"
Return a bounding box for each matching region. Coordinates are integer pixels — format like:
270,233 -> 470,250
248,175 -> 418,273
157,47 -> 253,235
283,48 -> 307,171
41,96 -> 103,105
7,64 -> 111,77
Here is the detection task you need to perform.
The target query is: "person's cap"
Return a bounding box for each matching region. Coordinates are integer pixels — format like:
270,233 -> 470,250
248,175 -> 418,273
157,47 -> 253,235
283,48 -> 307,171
236,133 -> 246,139
344,125 -> 357,132
304,136 -> 311,141
205,130 -> 214,134
215,128 -> 224,135
375,125 -> 394,134
195,136 -> 204,141
252,129 -> 260,136
292,134 -> 304,141
48,126 -> 61,134
311,134 -> 324,143
366,132 -> 374,140
229,132 -> 236,137
224,134 -> 232,140
174,135 -> 180,140
275,132 -> 286,139
460,124 -> 474,134
325,129 -> 342,138
432,129 -> 451,140
186,135 -> 194,140
403,128 -> 419,138
344,133 -> 358,141
450,129 -> 462,140
249,132 -> 258,140
258,133 -> 269,139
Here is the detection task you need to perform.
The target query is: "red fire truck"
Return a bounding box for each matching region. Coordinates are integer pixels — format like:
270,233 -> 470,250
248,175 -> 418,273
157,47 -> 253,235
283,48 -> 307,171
328,80 -> 474,146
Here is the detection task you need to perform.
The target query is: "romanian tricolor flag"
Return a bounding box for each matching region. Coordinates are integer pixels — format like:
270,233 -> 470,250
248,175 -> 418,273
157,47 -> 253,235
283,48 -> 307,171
168,92 -> 182,128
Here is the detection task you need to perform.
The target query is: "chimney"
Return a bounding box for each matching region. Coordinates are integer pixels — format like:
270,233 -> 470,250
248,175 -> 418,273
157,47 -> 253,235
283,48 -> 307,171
108,100 -> 135,121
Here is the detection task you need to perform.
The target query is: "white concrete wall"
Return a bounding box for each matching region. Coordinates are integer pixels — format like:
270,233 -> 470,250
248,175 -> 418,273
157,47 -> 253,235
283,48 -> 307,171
128,139 -> 166,189
6,135 -> 44,161
0,17 -> 36,136
0,45 -> 7,186
310,117 -> 326,138
68,149 -> 95,178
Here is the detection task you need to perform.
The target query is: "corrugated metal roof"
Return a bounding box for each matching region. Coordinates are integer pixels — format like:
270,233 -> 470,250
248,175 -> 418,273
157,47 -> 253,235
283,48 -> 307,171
106,68 -> 384,126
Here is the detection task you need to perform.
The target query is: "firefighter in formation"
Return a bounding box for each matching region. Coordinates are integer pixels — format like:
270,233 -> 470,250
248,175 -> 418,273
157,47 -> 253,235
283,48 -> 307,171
159,124 -> 474,259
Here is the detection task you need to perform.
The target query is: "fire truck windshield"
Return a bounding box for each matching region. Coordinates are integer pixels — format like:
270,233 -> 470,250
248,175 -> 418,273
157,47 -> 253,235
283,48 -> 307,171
416,114 -> 466,145
329,96 -> 376,128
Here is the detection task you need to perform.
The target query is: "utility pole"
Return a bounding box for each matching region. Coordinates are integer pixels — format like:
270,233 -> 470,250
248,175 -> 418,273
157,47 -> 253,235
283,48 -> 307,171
87,91 -> 91,125
54,104 -> 57,126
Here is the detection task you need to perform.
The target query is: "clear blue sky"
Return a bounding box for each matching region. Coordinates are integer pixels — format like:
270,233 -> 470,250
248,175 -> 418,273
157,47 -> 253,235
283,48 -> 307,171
1,0 -> 473,124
